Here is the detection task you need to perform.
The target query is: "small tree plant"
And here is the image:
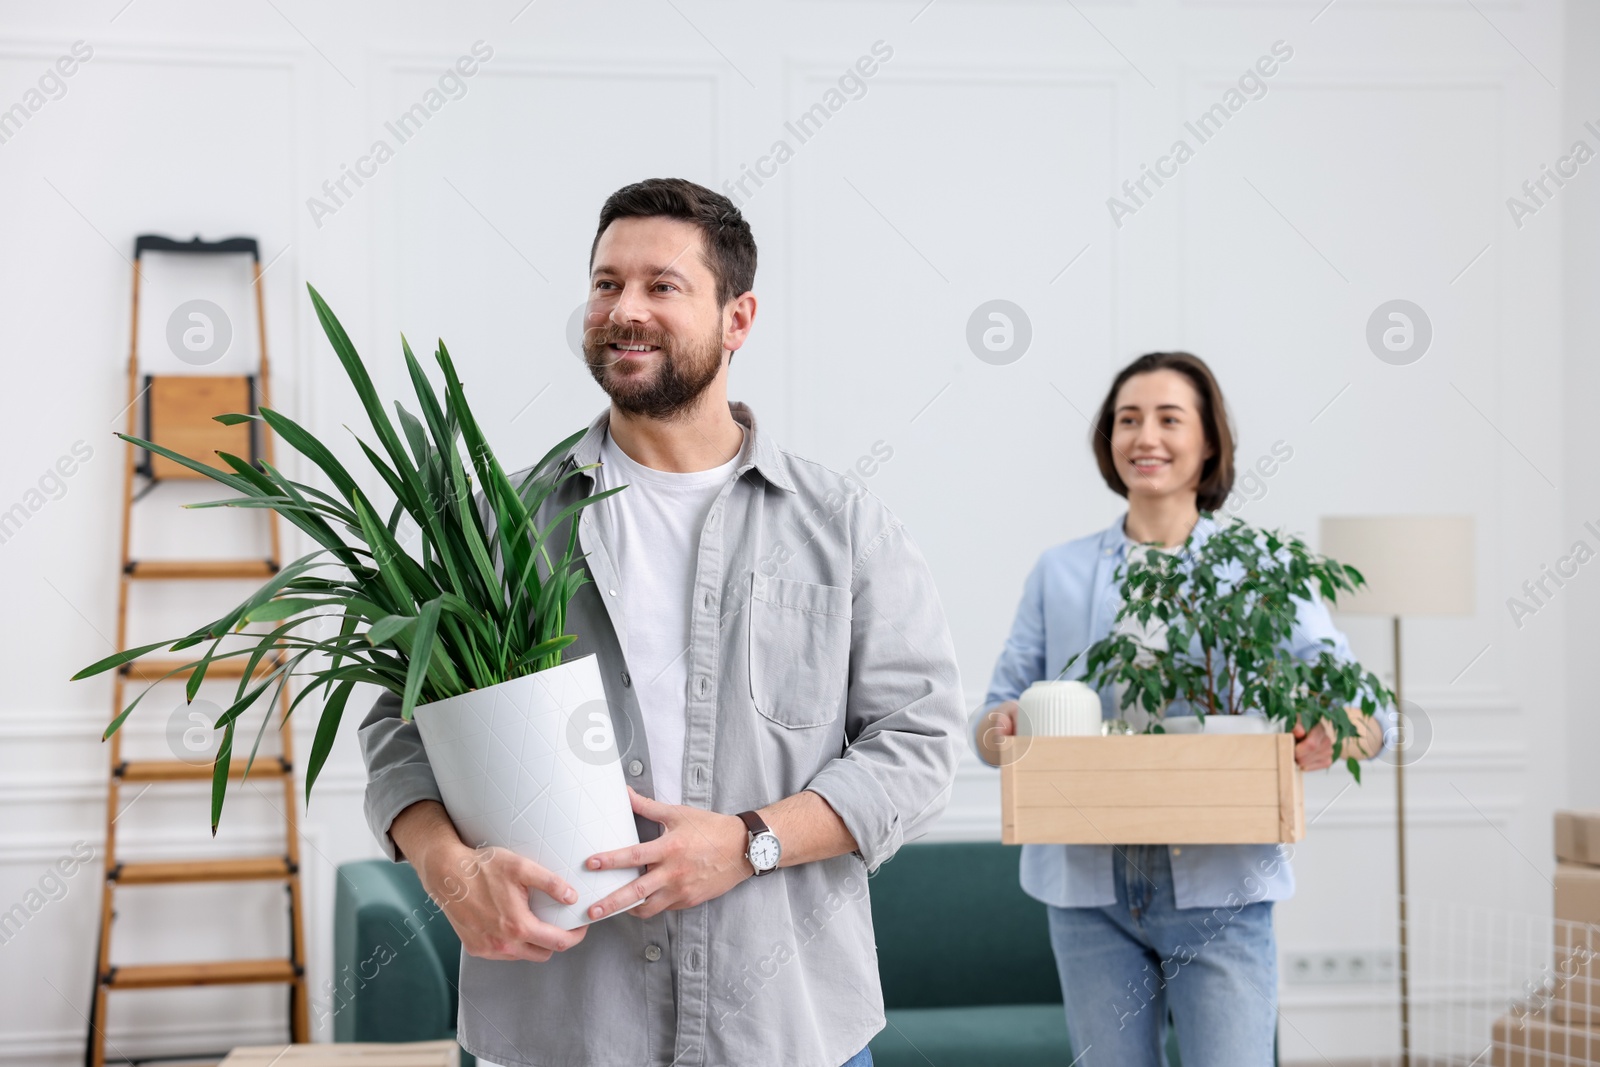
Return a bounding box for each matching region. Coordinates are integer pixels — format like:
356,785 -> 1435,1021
1066,514 -> 1395,781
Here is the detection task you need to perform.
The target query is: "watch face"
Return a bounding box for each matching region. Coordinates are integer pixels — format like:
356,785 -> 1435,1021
749,831 -> 781,871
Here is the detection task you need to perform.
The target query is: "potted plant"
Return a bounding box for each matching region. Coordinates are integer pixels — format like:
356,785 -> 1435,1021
1072,514 -> 1394,776
74,285 -> 640,927
1000,515 -> 1395,845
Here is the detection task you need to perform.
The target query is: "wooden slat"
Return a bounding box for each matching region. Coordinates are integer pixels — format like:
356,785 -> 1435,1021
146,375 -> 254,481
1011,769 -> 1277,809
125,657 -> 281,682
1003,805 -> 1283,845
126,559 -> 276,580
999,734 -> 1281,771
119,759 -> 289,782
1277,734 -> 1298,842
113,856 -> 293,885
220,1040 -> 459,1066
106,958 -> 297,990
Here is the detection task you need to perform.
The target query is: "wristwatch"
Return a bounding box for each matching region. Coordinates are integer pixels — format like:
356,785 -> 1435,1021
737,810 -> 782,876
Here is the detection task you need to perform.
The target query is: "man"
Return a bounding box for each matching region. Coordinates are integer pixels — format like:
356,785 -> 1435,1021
358,177 -> 965,1067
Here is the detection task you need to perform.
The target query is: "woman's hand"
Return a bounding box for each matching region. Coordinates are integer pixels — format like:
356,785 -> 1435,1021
976,701 -> 1019,767
1292,719 -> 1337,771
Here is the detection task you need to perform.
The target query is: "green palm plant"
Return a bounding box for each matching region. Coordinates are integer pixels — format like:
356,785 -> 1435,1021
1066,515 -> 1395,780
74,284 -> 621,832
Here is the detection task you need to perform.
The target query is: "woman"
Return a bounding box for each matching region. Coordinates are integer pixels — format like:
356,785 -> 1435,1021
974,352 -> 1389,1067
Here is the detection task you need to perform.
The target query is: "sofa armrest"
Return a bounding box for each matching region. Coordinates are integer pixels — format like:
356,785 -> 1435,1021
332,859 -> 459,1044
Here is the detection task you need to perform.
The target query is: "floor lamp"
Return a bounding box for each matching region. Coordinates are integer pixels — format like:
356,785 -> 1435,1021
1319,516 -> 1475,1067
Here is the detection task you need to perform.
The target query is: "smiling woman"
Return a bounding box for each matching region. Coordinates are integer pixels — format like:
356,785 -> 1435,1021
974,350 -> 1390,1067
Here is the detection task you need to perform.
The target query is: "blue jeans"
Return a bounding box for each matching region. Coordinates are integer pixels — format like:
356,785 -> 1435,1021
840,1048 -> 872,1067
1046,845 -> 1277,1067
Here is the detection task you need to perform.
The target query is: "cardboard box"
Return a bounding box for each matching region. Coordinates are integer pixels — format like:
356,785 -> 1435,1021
220,1041 -> 458,1066
1552,919 -> 1599,1027
998,734 -> 1304,845
1558,811 -> 1600,867
1493,1008 -> 1600,1066
1559,863 -> 1600,925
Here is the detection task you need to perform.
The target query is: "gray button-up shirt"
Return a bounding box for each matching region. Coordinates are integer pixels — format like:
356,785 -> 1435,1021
357,402 -> 965,1067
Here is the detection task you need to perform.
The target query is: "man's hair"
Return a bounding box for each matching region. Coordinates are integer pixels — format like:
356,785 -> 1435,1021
1091,351 -> 1236,512
589,178 -> 757,308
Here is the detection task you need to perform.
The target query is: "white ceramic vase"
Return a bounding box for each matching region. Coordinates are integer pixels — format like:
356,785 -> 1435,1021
1159,713 -> 1275,735
412,653 -> 642,930
1018,680 -> 1103,736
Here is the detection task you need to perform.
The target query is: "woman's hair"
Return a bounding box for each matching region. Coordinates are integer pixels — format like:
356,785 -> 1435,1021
1090,351 -> 1236,512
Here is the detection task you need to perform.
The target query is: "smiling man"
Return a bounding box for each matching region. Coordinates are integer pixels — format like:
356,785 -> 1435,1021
357,178 -> 965,1067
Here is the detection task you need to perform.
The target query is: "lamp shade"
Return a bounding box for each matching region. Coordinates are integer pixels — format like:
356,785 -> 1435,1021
1318,516 -> 1475,617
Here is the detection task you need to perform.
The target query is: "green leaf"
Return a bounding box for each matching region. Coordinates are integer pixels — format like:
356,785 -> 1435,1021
305,680 -> 356,808
73,639 -> 177,681
400,598 -> 442,722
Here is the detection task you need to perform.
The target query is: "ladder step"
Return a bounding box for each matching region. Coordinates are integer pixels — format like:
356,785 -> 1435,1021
113,856 -> 295,885
126,560 -> 278,580
124,657 -> 282,682
105,957 -> 299,989
118,759 -> 291,782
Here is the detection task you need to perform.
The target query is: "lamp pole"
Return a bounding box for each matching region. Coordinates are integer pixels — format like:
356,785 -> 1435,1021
1394,614 -> 1410,1067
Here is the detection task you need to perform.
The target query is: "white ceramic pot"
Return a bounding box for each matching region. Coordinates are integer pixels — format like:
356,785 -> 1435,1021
1018,680 -> 1103,736
1159,713 -> 1275,735
412,653 -> 642,929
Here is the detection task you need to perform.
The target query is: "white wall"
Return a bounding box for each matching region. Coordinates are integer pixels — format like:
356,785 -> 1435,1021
0,1 -> 1584,1063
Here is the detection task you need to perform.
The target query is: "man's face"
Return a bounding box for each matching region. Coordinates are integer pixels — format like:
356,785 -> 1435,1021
582,216 -> 728,419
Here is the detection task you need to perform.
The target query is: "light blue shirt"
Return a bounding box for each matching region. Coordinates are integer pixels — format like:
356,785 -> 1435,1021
974,511 -> 1394,910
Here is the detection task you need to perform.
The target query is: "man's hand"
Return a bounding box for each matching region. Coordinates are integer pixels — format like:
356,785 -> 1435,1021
583,787 -> 752,921
393,800 -> 588,962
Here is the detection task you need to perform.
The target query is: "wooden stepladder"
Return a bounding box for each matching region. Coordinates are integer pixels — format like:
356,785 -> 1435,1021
86,235 -> 309,1067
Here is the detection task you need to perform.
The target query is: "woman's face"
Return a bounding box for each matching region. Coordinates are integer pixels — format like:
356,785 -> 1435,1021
1108,369 -> 1214,505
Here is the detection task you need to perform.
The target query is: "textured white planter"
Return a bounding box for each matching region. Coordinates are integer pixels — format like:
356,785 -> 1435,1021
1018,680 -> 1103,736
412,654 -> 642,929
1160,713 -> 1275,735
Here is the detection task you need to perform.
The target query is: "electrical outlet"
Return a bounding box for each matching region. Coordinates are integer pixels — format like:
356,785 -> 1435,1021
1285,949 -> 1397,985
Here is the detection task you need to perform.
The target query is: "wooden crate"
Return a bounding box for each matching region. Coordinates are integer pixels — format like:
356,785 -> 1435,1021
998,733 -> 1305,845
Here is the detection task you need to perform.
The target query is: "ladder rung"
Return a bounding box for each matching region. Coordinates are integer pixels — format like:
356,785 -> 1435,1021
112,856 -> 295,885
118,758 -> 291,782
124,657 -> 282,682
104,957 -> 299,989
126,559 -> 278,580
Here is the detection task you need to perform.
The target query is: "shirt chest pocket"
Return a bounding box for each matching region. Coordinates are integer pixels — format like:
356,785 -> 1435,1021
747,574 -> 853,729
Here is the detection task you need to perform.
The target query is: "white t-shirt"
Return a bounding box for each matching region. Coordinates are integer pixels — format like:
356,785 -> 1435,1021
589,429 -> 743,807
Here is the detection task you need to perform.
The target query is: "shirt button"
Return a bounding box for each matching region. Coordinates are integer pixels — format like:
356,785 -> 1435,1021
621,670 -> 631,687
644,944 -> 662,962
627,759 -> 644,776
1172,847 -> 1183,856
608,588 -> 618,597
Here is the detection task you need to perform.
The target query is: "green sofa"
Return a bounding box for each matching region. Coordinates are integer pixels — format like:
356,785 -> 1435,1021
332,859 -> 477,1066
334,843 -> 1189,1065
866,841 -> 1186,1066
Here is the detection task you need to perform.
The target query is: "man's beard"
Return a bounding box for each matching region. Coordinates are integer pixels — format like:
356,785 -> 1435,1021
581,322 -> 724,420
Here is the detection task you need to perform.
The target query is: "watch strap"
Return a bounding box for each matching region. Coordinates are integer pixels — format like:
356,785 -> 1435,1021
737,810 -> 770,836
